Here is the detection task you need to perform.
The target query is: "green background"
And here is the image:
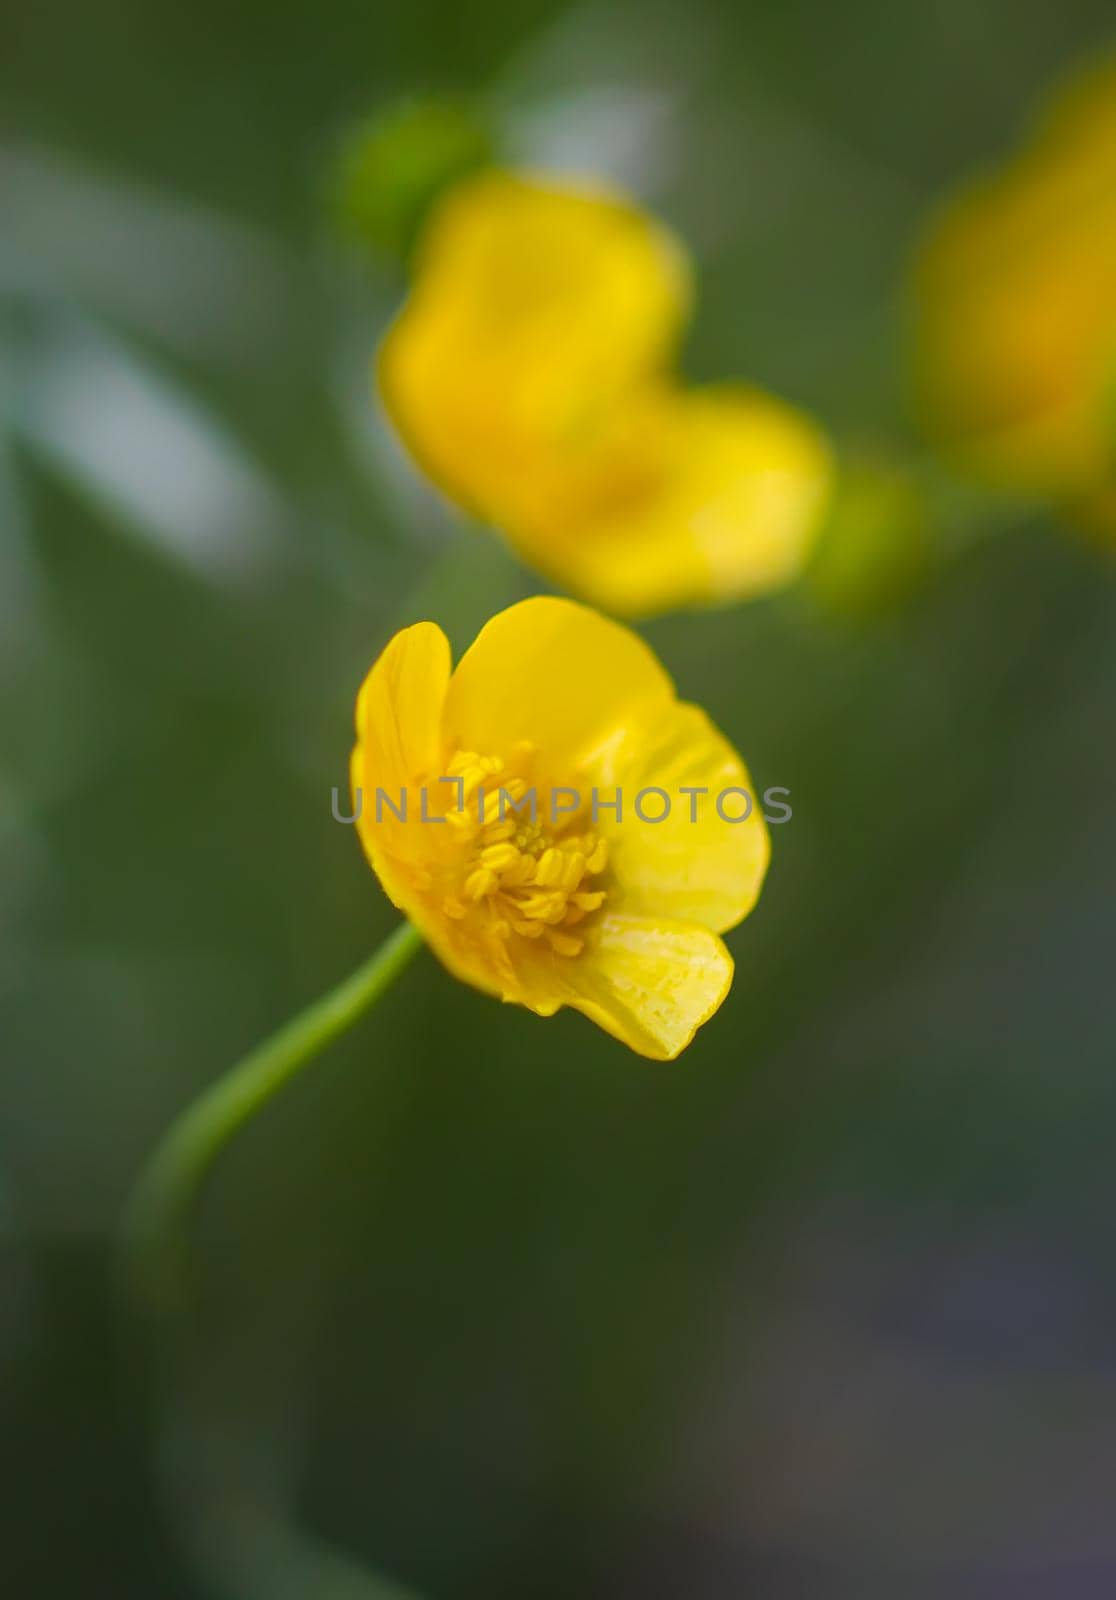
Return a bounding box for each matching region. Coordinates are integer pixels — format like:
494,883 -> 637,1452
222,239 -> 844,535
3,1 -> 1115,1594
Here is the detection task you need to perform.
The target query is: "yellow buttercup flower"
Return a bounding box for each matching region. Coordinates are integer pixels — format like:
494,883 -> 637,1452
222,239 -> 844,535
914,56 -> 1116,528
350,596 -> 770,1059
379,170 -> 833,616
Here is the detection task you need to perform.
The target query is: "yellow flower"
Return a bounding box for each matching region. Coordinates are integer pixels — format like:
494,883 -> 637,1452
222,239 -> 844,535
350,597 -> 770,1059
378,170 -> 833,616
914,56 -> 1116,528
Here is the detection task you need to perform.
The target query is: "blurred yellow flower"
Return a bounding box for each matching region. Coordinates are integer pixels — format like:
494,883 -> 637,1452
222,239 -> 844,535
350,596 -> 769,1059
914,56 -> 1116,529
378,171 -> 833,616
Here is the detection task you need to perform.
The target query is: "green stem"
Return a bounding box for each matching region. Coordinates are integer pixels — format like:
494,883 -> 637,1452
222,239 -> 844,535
120,920 -> 423,1312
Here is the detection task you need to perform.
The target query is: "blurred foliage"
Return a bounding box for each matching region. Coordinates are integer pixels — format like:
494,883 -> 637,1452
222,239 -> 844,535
333,98 -> 496,264
805,455 -> 931,617
3,1 -> 1116,1598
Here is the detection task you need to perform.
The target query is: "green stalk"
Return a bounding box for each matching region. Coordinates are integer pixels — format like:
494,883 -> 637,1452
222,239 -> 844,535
119,921 -> 423,1312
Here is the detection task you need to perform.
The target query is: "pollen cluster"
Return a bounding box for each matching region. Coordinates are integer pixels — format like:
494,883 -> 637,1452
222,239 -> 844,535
439,746 -> 607,957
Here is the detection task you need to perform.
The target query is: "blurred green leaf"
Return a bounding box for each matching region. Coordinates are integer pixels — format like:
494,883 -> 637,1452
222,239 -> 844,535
805,452 -> 932,617
332,97 -> 495,265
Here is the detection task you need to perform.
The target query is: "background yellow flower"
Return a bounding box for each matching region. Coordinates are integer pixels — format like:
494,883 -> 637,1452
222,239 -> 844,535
379,170 -> 833,614
351,597 -> 769,1059
914,56 -> 1116,530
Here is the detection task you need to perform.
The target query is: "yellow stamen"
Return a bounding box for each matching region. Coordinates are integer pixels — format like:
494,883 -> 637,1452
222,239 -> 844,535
572,889 -> 605,911
481,842 -> 521,872
585,838 -> 609,874
534,848 -> 564,886
465,866 -> 499,900
517,890 -> 568,924
558,851 -> 585,889
441,743 -> 609,958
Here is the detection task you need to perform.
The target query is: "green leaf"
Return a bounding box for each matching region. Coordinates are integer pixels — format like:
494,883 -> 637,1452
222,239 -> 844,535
332,97 -> 495,264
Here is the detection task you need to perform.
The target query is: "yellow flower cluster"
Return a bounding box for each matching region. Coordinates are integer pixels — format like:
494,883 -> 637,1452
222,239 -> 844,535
914,57 -> 1116,531
351,598 -> 769,1059
378,171 -> 833,615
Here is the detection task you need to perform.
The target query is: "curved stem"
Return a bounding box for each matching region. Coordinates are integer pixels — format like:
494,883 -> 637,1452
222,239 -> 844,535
120,920 -> 423,1312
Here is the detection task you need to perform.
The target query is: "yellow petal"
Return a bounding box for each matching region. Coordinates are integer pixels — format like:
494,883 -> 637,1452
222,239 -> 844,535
441,595 -> 674,771
379,170 -> 690,531
916,181 -> 1116,490
519,912 -> 735,1061
352,620 -> 451,894
509,385 -> 833,616
583,700 -> 770,935
354,620 -> 451,788
914,55 -> 1116,496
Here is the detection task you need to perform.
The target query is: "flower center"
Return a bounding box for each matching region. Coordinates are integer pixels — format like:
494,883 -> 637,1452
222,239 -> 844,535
439,745 -> 607,957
